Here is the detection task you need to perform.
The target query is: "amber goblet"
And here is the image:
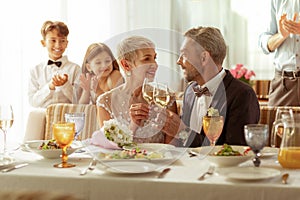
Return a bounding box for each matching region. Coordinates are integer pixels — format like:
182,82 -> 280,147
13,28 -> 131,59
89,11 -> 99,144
53,122 -> 75,168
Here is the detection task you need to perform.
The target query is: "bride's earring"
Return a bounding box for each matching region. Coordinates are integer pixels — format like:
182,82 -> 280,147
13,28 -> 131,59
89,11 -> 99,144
126,70 -> 132,77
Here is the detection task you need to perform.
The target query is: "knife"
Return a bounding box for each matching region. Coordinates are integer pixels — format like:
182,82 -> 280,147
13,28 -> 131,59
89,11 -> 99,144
1,163 -> 28,173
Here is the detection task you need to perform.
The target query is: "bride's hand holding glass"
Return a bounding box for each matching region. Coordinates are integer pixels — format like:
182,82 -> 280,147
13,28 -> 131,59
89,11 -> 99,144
129,103 -> 150,127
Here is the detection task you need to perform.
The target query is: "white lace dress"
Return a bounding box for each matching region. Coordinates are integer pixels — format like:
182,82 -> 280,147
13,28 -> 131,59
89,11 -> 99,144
96,86 -> 164,143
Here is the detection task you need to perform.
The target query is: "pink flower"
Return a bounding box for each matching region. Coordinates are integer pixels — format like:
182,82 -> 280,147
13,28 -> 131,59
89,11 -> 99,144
245,70 -> 256,79
229,68 -> 238,78
235,64 -> 243,70
229,64 -> 255,82
236,67 -> 247,79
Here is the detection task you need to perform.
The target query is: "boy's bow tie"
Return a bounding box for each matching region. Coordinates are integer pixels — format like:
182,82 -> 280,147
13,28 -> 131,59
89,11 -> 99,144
192,86 -> 212,97
48,60 -> 62,67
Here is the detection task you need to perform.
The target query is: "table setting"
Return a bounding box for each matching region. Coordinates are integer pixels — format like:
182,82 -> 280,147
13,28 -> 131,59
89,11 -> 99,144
1,108 -> 300,200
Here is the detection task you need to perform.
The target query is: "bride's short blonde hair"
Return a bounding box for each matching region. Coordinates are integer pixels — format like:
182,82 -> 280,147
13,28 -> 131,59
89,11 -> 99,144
116,35 -> 155,62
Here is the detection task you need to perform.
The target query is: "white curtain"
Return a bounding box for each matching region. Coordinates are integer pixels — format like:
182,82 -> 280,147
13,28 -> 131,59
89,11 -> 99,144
0,0 -> 182,143
0,0 -> 272,144
0,0 -> 114,143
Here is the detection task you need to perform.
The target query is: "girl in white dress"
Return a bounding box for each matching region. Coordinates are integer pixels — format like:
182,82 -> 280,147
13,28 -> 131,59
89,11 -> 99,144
79,43 -> 124,104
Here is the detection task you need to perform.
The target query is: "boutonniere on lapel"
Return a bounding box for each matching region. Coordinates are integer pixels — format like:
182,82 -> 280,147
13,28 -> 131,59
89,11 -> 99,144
206,107 -> 220,117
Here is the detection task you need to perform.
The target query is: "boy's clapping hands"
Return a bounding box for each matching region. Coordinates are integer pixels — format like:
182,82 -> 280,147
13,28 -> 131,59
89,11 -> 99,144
49,74 -> 68,90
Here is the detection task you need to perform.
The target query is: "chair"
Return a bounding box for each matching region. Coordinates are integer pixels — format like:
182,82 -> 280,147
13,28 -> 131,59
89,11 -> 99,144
24,103 -> 99,141
259,106 -> 300,146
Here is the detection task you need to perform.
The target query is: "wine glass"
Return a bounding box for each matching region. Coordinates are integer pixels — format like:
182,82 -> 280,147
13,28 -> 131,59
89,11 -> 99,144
153,82 -> 171,108
202,116 -> 224,146
270,108 -> 294,147
244,124 -> 269,167
142,78 -> 155,104
0,104 -> 14,161
65,112 -> 85,141
53,122 -> 76,168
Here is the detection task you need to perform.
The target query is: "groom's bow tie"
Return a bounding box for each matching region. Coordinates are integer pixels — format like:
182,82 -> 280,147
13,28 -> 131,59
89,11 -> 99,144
48,60 -> 62,67
192,86 -> 212,97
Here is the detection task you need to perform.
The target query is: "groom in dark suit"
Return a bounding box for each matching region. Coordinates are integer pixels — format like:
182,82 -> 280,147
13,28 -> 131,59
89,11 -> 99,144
161,26 -> 260,147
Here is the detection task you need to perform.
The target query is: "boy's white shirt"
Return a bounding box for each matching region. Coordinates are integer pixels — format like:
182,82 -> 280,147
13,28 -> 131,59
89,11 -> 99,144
28,55 -> 81,108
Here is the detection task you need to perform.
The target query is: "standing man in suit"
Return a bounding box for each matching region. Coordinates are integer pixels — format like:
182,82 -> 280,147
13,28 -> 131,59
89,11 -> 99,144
159,26 -> 260,147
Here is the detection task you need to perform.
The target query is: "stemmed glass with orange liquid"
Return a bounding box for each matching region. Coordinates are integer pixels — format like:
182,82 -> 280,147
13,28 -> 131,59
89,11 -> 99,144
53,122 -> 75,168
202,116 -> 224,146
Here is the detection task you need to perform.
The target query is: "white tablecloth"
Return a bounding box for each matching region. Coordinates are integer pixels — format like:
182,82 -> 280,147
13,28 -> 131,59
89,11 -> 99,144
0,147 -> 299,200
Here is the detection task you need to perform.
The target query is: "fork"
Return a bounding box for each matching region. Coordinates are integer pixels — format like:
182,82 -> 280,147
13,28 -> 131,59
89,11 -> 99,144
80,159 -> 97,176
198,166 -> 215,180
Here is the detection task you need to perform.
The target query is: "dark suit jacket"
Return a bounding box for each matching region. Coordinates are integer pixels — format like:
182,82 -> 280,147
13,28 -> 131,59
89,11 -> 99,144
182,70 -> 260,147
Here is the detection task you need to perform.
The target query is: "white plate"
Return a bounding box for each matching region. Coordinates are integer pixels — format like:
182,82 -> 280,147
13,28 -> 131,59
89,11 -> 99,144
192,145 -> 253,167
123,143 -> 175,152
207,154 -> 252,167
218,167 -> 281,180
23,140 -> 82,159
96,150 -> 175,164
0,157 -> 14,168
103,161 -> 158,174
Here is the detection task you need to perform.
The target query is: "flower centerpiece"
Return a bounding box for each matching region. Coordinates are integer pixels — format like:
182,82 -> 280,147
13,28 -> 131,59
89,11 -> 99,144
229,64 -> 255,85
103,119 -> 133,148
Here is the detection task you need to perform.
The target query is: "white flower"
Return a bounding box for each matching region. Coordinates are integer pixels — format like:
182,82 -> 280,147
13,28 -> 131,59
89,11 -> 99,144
207,107 -> 219,116
103,119 -> 133,147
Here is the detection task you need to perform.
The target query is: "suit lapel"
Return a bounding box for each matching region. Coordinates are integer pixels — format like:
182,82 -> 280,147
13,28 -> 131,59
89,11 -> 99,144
210,70 -> 233,118
182,82 -> 197,126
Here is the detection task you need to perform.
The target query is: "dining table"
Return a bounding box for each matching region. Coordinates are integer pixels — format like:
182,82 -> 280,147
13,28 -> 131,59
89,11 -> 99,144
0,144 -> 299,200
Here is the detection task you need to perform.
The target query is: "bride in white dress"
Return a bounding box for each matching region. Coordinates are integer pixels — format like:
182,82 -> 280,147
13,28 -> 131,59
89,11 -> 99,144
96,35 -> 178,144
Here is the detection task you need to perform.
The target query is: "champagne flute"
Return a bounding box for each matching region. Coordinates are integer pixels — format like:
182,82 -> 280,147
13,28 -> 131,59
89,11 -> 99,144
153,82 -> 171,108
65,112 -> 85,141
0,104 -> 14,161
53,122 -> 75,168
202,116 -> 224,146
244,124 -> 269,167
142,78 -> 155,104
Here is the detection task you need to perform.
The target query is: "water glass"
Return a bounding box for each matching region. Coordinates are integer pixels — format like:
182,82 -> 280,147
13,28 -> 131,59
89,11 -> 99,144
244,124 -> 269,167
65,112 -> 85,140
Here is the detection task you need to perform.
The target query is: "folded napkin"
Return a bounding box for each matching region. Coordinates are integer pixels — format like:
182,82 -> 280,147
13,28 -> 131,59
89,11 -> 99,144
90,128 -> 121,150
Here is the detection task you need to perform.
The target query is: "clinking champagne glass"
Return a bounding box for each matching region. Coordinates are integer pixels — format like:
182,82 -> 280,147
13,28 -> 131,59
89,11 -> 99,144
202,116 -> 224,146
142,78 -> 155,104
153,82 -> 171,108
53,122 -> 75,168
0,104 -> 14,161
141,78 -> 156,126
244,124 -> 269,167
65,112 -> 85,141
